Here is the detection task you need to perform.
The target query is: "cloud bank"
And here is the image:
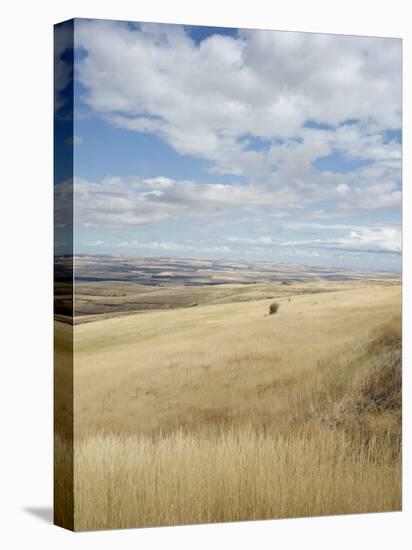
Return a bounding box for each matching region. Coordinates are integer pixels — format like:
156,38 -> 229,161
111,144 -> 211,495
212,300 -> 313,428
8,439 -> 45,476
64,21 -> 402,268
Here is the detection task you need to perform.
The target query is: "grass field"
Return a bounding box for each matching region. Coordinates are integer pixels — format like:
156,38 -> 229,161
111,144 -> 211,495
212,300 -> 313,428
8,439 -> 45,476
55,279 -> 402,530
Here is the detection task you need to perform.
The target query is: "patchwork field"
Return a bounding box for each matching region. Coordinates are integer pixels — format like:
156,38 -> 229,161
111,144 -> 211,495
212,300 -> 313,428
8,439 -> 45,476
55,277 -> 402,530
54,255 -> 398,321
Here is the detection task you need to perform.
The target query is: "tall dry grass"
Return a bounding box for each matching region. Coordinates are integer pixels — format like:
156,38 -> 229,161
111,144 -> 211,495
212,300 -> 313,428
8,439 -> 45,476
54,283 -> 402,530
72,425 -> 400,530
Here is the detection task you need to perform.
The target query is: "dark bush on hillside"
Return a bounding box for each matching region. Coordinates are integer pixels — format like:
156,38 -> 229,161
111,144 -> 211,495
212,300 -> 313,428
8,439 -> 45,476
269,302 -> 280,315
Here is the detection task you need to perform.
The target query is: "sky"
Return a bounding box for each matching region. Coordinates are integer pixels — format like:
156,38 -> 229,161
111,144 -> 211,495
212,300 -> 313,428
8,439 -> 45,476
55,19 -> 402,271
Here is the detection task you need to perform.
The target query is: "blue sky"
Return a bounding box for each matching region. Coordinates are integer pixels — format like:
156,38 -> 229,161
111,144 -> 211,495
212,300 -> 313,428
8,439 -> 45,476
55,19 -> 402,271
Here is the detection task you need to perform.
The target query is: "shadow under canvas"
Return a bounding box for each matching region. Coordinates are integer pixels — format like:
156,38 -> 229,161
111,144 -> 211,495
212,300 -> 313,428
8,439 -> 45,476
23,507 -> 53,524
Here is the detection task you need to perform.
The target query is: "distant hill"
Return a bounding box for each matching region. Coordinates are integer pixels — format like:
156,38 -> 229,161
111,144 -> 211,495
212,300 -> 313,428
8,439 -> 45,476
67,254 -> 399,286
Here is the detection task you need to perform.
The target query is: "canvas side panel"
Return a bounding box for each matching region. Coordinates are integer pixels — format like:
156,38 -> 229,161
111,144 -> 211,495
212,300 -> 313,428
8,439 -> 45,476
54,19 -> 74,531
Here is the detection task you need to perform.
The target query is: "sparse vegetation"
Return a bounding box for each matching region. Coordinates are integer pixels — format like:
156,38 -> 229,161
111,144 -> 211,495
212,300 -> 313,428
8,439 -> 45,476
66,258 -> 400,324
55,280 -> 401,530
269,301 -> 280,314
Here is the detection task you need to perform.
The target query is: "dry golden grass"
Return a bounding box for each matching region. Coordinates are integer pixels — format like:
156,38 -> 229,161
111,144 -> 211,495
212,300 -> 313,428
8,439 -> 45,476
72,426 -> 400,530
55,281 -> 402,530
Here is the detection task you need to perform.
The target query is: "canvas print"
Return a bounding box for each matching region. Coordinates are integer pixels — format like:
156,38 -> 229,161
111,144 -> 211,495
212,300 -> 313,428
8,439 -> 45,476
54,18 -> 402,531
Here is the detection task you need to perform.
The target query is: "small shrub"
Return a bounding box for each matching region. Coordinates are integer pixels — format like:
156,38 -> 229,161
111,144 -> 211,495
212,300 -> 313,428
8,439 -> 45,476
269,302 -> 280,315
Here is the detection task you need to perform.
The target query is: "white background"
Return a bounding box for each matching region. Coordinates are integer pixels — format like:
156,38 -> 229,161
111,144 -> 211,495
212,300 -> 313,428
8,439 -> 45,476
0,0 -> 410,548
